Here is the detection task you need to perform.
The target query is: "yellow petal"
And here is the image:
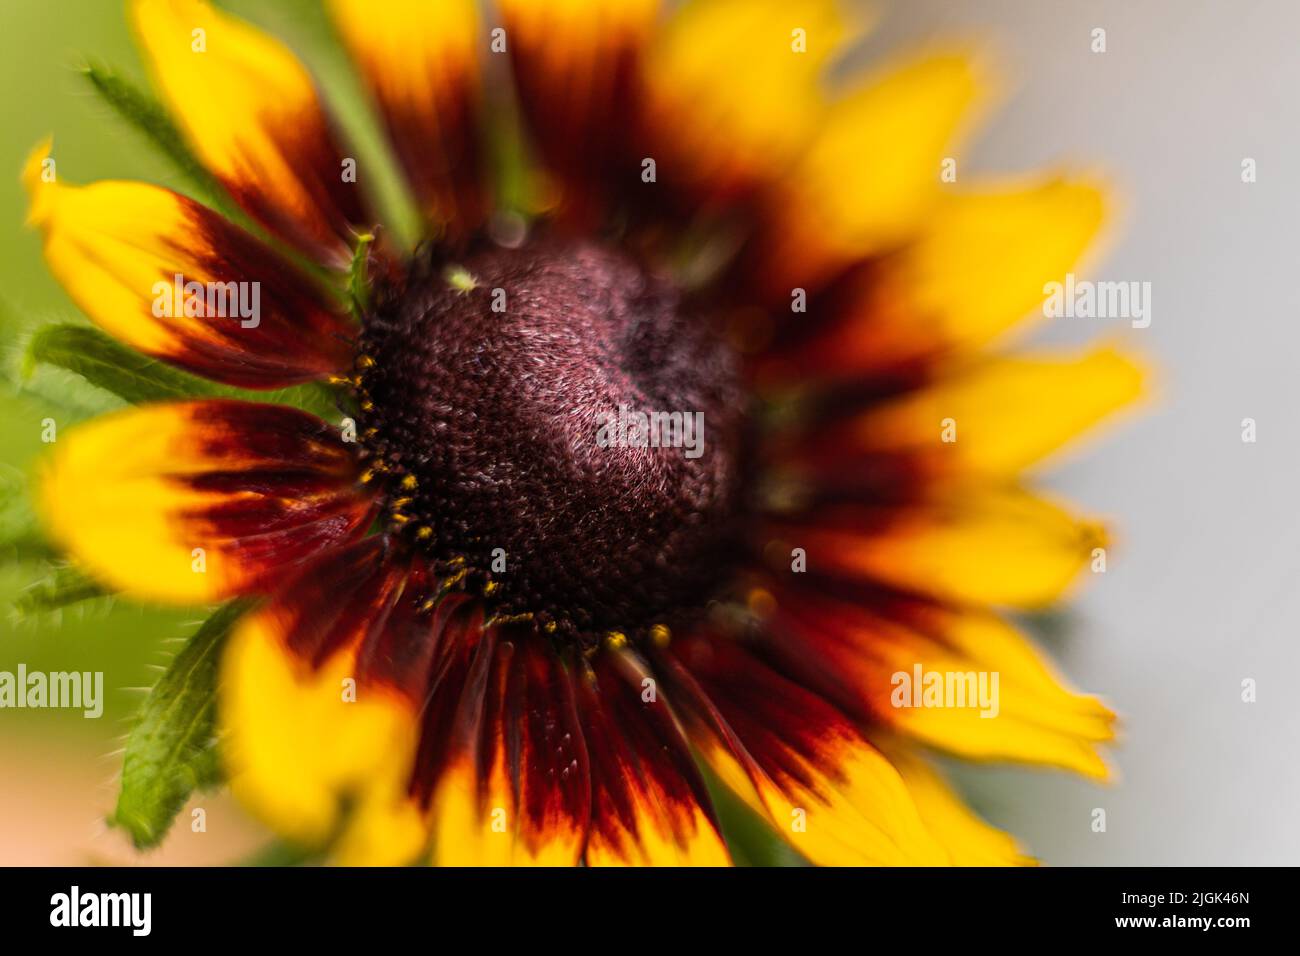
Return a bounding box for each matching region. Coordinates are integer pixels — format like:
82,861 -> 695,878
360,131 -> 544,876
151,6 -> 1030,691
877,743 -> 1034,865
753,49 -> 986,293
22,141 -> 351,388
776,592 -> 1116,779
131,0 -> 365,265
859,177 -> 1108,367
646,0 -> 859,201
804,485 -> 1107,608
881,610 -> 1116,779
429,755 -> 573,866
222,602 -> 426,863
427,636 -> 592,866
836,347 -> 1145,474
698,735 -> 951,867
752,733 -> 949,866
663,637 -> 947,866
578,652 -> 732,866
328,0 -> 484,234
39,400 -> 369,604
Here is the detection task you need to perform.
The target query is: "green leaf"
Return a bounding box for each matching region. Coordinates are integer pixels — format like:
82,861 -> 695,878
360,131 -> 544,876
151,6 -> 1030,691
25,324 -> 214,404
1,303 -> 126,421
6,363 -> 126,423
110,600 -> 250,849
81,60 -> 240,222
14,564 -> 105,614
23,324 -> 346,421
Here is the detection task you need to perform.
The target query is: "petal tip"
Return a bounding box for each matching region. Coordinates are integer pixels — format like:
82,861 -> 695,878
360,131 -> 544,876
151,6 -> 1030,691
21,137 -> 56,226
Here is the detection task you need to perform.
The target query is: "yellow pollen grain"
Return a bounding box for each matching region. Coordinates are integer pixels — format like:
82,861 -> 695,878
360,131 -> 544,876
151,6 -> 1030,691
400,474 -> 418,491
605,631 -> 628,651
445,265 -> 478,293
414,526 -> 433,541
649,624 -> 671,648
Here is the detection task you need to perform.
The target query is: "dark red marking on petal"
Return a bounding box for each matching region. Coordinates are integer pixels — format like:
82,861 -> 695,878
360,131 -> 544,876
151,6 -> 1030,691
730,255 -> 944,389
759,579 -> 959,726
506,639 -> 591,855
408,602 -> 490,805
249,534 -> 472,709
575,649 -> 724,862
150,197 -> 355,388
92,193 -> 359,390
187,400 -> 356,469
218,109 -> 368,269
377,72 -> 485,241
173,401 -> 374,594
405,618 -> 593,862
355,565 -> 453,700
658,633 -> 863,801
506,21 -> 649,229
261,536 -> 393,666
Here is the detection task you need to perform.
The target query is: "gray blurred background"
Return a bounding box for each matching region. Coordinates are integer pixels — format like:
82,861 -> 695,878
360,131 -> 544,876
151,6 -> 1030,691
870,0 -> 1300,865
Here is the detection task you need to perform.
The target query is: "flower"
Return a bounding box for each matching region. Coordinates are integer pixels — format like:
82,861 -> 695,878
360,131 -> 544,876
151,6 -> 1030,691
23,0 -> 1142,866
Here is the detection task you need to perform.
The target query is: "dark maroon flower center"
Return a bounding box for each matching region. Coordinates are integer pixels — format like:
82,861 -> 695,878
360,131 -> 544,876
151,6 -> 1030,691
356,236 -> 746,642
